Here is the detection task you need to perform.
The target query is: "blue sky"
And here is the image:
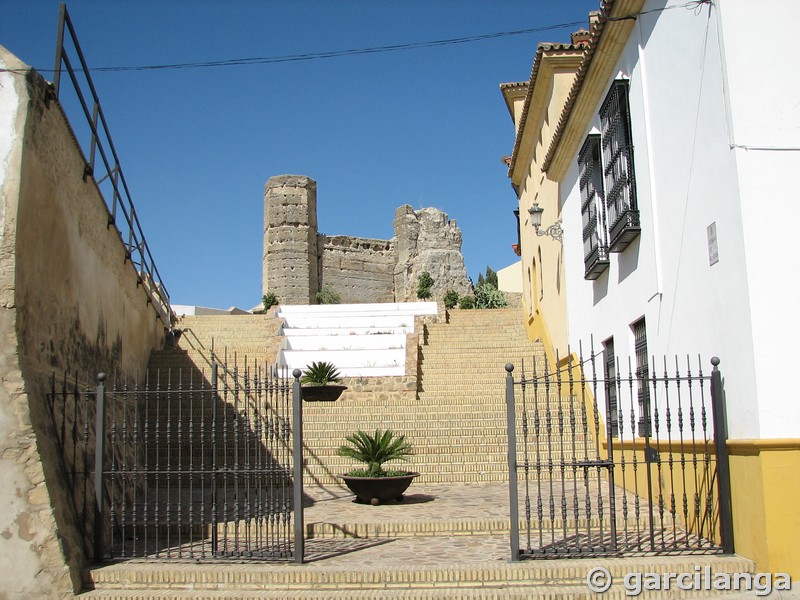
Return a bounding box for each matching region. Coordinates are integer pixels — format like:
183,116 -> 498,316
2,0 -> 597,309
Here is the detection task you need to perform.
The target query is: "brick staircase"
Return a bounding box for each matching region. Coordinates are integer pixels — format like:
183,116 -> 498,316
302,307 -> 546,487
83,306 -> 753,598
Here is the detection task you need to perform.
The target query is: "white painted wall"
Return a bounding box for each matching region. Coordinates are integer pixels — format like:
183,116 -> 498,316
559,0 -> 799,439
717,0 -> 800,438
497,261 -> 523,293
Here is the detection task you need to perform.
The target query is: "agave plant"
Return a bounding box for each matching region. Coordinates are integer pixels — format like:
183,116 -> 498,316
300,361 -> 342,386
337,429 -> 413,477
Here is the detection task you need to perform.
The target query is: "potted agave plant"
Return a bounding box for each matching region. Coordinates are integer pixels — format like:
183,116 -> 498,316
300,360 -> 347,402
337,429 -> 419,505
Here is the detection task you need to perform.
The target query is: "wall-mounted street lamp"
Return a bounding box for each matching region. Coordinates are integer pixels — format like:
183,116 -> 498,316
528,203 -> 563,244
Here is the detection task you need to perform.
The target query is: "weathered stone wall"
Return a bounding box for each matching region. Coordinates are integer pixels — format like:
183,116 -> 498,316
263,175 -> 319,304
393,205 -> 473,302
319,235 -> 394,303
263,177 -> 472,305
0,48 -> 165,597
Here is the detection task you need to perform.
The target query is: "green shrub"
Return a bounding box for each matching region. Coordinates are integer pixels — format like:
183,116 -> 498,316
417,271 -> 434,300
301,361 -> 342,386
316,285 -> 341,304
443,289 -> 459,309
459,295 -> 475,309
475,283 -> 508,309
337,429 -> 413,477
262,292 -> 279,311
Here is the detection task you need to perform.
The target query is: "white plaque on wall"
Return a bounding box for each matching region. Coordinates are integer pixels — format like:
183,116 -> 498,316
707,222 -> 719,266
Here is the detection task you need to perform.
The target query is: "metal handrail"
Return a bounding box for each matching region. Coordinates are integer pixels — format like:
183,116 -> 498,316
52,3 -> 174,328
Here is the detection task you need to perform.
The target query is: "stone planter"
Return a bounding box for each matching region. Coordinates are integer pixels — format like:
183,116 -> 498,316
301,384 -> 347,402
339,472 -> 420,505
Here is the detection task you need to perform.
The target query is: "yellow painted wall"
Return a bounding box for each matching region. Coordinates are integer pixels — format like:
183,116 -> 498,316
510,56 -> 583,361
728,443 -> 800,578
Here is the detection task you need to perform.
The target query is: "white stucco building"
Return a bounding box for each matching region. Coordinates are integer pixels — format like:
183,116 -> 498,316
504,0 -> 799,575
547,0 -> 799,441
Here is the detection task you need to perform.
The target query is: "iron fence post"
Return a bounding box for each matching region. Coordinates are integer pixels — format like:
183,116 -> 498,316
211,362 -> 218,556
710,357 -> 734,554
52,3 -> 66,97
93,373 -> 106,563
505,364 -> 520,561
292,369 -> 304,564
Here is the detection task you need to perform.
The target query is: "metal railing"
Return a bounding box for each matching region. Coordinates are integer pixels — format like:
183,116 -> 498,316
505,346 -> 734,560
52,4 -> 173,327
49,361 -> 301,563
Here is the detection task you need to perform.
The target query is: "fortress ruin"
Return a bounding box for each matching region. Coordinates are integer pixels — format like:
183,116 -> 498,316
262,175 -> 473,304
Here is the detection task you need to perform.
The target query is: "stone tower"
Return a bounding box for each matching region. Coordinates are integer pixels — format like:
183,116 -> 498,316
263,175 -> 320,304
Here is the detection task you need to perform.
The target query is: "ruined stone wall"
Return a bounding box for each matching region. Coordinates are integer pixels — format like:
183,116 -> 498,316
263,175 -> 319,304
393,205 -> 473,302
0,49 -> 166,597
319,235 -> 394,303
263,175 -> 472,305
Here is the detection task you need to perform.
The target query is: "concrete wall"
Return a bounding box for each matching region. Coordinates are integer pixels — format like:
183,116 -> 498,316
319,235 -> 394,303
0,48 -> 165,597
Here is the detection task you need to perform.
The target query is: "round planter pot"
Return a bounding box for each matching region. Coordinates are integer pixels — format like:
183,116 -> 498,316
339,472 -> 420,505
300,384 -> 347,402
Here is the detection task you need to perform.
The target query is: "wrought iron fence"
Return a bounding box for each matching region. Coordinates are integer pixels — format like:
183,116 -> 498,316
48,360 -> 300,563
52,4 -> 172,327
504,345 -> 733,560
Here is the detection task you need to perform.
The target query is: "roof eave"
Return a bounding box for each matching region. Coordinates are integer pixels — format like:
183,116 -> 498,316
507,44 -> 586,183
543,0 -> 647,182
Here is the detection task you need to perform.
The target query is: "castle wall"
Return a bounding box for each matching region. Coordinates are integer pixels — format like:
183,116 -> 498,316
263,176 -> 473,305
393,205 -> 473,302
0,49 -> 165,596
319,235 -> 395,303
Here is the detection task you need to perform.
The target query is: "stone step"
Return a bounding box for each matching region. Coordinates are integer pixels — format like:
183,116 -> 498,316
84,554 -> 755,598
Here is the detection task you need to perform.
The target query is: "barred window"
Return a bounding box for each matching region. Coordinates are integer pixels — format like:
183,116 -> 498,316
633,318 -> 651,437
602,337 -> 619,438
579,135 -> 610,279
599,80 -> 640,251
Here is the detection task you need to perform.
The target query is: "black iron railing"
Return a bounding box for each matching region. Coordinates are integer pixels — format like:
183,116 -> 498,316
48,360 -> 301,563
505,345 -> 734,560
52,4 -> 173,327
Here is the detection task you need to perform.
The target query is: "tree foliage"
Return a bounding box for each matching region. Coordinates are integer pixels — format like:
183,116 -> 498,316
417,271 -> 434,300
443,290 -> 459,309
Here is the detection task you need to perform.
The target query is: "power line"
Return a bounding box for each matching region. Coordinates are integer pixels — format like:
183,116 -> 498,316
3,20 -> 587,75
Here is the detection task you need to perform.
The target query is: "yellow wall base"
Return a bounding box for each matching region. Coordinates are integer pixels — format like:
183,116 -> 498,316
728,440 -> 800,578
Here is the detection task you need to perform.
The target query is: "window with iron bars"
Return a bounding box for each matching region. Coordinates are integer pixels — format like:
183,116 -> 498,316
600,80 -> 640,251
602,337 -> 619,438
633,317 -> 652,437
577,80 -> 641,282
579,135 -> 610,279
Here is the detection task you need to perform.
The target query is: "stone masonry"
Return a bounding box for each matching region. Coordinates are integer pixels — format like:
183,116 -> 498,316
263,175 -> 472,304
262,175 -> 319,304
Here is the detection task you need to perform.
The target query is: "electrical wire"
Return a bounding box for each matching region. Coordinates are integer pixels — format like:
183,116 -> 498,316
1,20 -> 586,75
1,1 -> 713,76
